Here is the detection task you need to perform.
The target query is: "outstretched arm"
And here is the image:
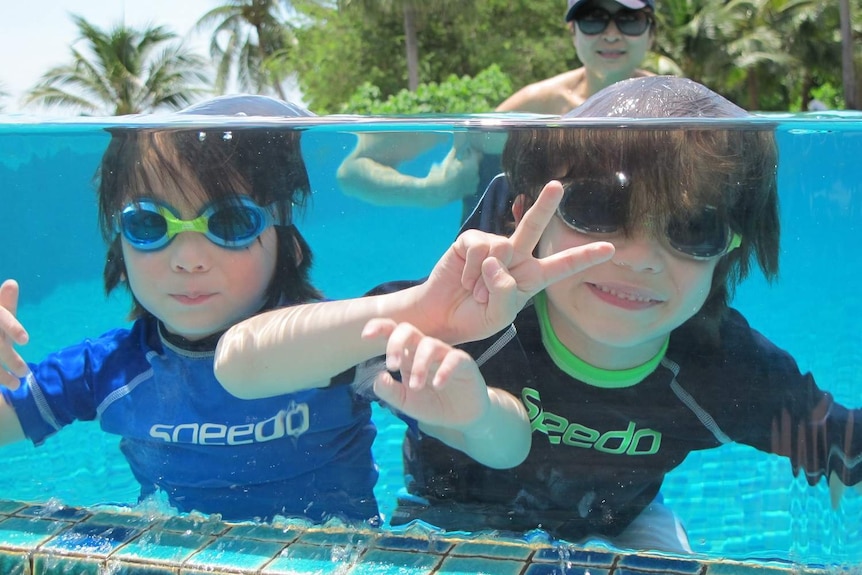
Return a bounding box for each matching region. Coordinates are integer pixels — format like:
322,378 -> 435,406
337,132 -> 480,208
363,318 -> 530,469
214,181 -> 615,399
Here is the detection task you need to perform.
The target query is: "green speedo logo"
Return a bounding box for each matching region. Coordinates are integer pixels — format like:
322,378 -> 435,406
522,387 -> 661,455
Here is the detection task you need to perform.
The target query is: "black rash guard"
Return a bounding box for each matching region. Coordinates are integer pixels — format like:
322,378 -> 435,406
392,295 -> 861,540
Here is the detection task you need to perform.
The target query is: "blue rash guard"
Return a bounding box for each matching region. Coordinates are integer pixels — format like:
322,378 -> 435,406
2,316 -> 379,524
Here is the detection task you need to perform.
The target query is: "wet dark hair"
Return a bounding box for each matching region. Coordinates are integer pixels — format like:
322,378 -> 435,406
97,96 -> 322,320
502,76 -> 780,334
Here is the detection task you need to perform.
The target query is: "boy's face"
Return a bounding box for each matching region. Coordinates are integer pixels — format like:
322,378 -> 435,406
121,183 -> 278,341
515,194 -> 718,368
571,0 -> 653,83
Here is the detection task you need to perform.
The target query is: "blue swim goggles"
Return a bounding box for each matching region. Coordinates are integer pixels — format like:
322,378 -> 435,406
114,196 -> 289,251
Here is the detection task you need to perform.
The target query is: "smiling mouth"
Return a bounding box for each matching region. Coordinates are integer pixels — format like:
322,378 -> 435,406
590,283 -> 663,304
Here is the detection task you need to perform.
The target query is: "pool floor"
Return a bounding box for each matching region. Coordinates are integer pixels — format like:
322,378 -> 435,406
0,498 -> 840,575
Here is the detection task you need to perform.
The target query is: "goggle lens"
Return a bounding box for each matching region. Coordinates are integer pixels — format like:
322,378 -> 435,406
124,209 -> 168,244
576,9 -> 651,36
207,205 -> 265,244
116,197 -> 286,251
557,179 -> 740,260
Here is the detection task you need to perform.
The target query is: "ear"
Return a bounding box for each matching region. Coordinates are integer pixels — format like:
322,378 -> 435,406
291,234 -> 304,266
512,194 -> 527,225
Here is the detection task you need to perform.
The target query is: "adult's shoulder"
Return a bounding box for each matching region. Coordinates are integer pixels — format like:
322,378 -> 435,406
496,68 -> 587,115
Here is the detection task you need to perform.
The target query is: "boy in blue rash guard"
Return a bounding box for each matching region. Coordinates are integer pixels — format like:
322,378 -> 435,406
0,95 -> 383,524
214,77 -> 862,552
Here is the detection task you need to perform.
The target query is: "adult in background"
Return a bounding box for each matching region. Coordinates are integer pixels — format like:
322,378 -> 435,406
497,0 -> 657,115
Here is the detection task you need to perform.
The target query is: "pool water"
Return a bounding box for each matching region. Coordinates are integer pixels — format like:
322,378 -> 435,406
0,115 -> 860,569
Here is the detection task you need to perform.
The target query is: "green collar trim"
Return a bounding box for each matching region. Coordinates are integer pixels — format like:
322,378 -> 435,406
534,291 -> 668,388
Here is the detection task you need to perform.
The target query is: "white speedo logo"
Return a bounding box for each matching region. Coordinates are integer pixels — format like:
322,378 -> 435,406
149,402 -> 310,445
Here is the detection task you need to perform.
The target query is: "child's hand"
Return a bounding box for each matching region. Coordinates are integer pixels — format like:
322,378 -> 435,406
419,180 -> 615,343
0,280 -> 30,390
362,318 -> 490,430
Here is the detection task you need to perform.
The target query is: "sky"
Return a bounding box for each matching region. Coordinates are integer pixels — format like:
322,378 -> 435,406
1,1 -> 267,115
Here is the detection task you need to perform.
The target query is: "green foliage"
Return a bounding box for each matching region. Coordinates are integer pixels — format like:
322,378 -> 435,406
291,0 -> 571,113
339,64 -> 512,114
788,82 -> 845,111
20,0 -> 862,113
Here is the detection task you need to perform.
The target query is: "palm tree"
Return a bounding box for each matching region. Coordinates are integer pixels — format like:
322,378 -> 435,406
24,15 -> 210,116
196,0 -> 296,99
338,0 -> 469,91
656,0 -> 805,109
782,1 -> 844,109
839,0 -> 857,108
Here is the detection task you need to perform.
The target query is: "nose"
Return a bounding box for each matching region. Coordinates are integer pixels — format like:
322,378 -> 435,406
610,231 -> 664,273
169,232 -> 213,273
603,20 -> 622,40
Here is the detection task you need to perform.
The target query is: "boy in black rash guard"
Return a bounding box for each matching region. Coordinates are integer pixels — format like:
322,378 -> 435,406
215,77 -> 861,551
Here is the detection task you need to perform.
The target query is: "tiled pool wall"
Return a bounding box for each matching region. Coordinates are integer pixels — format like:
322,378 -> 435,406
0,499 -> 843,575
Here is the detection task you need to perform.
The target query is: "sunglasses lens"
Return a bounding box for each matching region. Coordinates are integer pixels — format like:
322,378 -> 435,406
560,178 -> 628,233
667,209 -> 729,258
576,9 -> 649,36
122,207 -> 168,246
616,12 -> 650,35
577,17 -> 607,35
208,204 -> 266,246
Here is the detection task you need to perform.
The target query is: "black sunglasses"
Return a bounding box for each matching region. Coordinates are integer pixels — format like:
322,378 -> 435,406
556,176 -> 741,260
575,9 -> 653,36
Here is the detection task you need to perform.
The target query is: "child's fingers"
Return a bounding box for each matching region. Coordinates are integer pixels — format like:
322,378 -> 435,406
372,371 -> 406,411
407,337 -> 444,390
430,348 -> 474,390
509,181 -> 564,257
361,318 -> 397,341
482,258 -> 526,323
0,368 -> 22,390
455,231 -> 515,297
382,322 -> 425,375
0,341 -> 28,381
0,280 -> 28,346
454,231 -> 492,293
0,281 -> 29,382
536,242 -> 616,287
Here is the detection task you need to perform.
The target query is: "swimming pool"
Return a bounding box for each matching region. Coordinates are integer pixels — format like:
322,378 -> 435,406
0,113 -> 860,573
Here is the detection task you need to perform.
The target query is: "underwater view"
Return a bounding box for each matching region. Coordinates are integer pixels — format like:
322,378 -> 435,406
0,111 -> 861,572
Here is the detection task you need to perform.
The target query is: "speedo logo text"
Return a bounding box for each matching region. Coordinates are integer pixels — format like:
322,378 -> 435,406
522,387 -> 661,455
149,403 -> 310,445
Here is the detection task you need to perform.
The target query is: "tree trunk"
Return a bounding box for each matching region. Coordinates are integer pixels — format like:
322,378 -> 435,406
403,2 -> 420,91
256,23 -> 287,100
800,71 -> 813,111
839,0 -> 857,109
747,71 -> 760,111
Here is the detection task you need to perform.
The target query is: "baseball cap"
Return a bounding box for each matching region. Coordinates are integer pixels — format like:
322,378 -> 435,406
565,0 -> 655,21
